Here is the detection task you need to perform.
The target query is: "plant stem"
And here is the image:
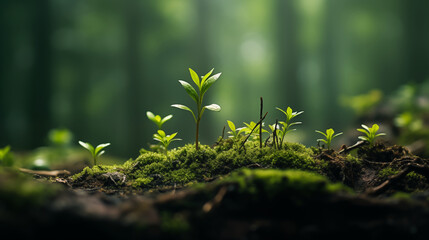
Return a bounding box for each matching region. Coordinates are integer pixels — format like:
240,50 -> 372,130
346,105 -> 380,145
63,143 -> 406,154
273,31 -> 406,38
274,119 -> 279,149
259,97 -> 263,148
196,119 -> 200,151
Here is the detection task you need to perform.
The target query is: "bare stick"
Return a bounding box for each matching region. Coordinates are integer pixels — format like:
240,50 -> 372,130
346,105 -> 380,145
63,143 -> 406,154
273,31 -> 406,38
240,112 -> 268,150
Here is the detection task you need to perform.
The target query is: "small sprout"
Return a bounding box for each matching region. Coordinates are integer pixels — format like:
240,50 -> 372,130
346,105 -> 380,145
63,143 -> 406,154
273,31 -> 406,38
276,107 -> 304,148
153,130 -> 181,152
315,128 -> 343,150
226,120 -> 245,139
357,124 -> 386,146
146,111 -> 173,130
78,141 -> 110,166
172,68 -> 222,150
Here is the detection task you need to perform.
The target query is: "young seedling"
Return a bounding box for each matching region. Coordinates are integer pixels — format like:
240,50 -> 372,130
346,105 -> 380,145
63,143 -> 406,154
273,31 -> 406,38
357,124 -> 386,146
172,68 -> 222,150
226,120 -> 245,139
146,111 -> 173,130
276,107 -> 304,148
315,128 -> 343,150
78,141 -> 110,166
153,130 -> 181,152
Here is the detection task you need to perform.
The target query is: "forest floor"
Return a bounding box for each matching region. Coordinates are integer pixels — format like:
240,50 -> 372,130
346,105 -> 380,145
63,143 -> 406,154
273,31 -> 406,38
2,141 -> 429,239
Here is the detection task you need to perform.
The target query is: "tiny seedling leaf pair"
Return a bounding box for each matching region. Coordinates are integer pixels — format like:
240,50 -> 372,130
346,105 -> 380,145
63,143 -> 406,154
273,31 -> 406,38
172,68 -> 222,150
153,130 -> 181,151
79,141 -> 110,166
357,124 -> 386,146
315,128 -> 343,150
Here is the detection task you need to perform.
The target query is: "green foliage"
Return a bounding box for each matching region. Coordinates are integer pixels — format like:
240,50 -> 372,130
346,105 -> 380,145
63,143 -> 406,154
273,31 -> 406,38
172,68 -> 222,150
0,146 -> 14,167
153,130 -> 181,152
146,111 -> 173,130
275,107 -> 303,148
48,128 -> 73,147
78,141 -> 111,166
315,128 -> 343,150
357,124 -> 386,146
226,120 -> 245,139
341,89 -> 383,116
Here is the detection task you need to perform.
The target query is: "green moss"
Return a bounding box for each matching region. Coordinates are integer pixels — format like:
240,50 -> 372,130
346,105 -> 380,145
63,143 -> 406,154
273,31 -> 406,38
405,171 -> 427,191
378,167 -> 399,180
223,169 -> 352,198
168,168 -> 196,184
71,164 -> 120,181
71,141 -> 322,190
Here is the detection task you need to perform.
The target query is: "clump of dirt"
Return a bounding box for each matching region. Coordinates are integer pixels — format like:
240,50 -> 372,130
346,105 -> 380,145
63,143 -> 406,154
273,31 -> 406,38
314,143 -> 429,195
357,143 -> 410,162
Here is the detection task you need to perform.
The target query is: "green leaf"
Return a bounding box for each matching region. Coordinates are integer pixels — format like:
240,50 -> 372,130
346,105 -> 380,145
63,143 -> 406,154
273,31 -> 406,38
189,68 -> 200,88
286,107 -> 293,118
227,120 -> 236,132
171,104 -> 197,122
157,130 -> 166,138
161,114 -> 173,124
201,68 -> 214,86
357,128 -> 369,136
358,136 -> 369,141
95,143 -> 110,156
326,128 -> 335,138
361,124 -> 370,133
146,111 -> 156,121
201,72 -> 221,97
79,141 -> 94,154
315,130 -> 327,138
333,132 -> 343,138
204,104 -> 221,112
179,80 -> 199,103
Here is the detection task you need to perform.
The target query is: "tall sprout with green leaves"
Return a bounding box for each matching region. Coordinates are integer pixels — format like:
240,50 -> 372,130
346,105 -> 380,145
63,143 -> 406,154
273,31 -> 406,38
78,141 -> 110,166
315,128 -> 343,150
357,124 -> 386,146
146,111 -> 173,130
276,107 -> 304,148
172,68 -> 222,150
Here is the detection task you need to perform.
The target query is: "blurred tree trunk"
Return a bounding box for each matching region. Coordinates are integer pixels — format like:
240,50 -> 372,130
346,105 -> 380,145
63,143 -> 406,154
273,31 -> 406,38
275,0 -> 302,107
402,0 -> 429,83
26,0 -> 53,148
124,0 -> 143,155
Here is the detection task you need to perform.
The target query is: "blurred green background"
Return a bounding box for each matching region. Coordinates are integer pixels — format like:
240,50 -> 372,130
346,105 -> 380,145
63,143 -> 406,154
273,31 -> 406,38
1,0 -> 429,158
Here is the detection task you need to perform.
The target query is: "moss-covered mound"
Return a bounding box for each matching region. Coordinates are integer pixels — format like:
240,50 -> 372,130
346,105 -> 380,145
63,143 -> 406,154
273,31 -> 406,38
71,141 -> 321,191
